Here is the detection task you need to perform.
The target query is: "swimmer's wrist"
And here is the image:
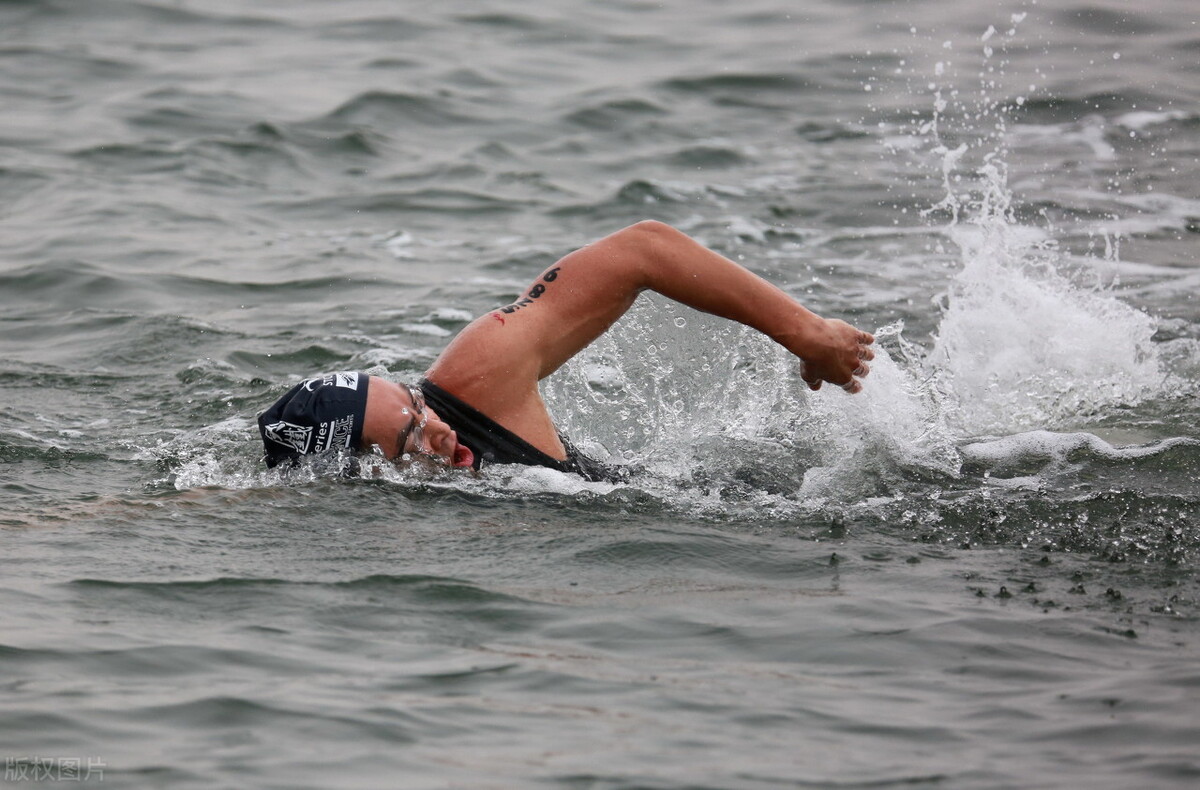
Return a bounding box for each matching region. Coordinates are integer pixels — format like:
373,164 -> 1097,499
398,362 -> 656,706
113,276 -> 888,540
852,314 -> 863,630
766,308 -> 825,357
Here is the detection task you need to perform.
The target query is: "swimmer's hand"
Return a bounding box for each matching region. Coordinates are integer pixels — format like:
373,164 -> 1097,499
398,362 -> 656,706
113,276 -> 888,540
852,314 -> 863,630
778,317 -> 875,394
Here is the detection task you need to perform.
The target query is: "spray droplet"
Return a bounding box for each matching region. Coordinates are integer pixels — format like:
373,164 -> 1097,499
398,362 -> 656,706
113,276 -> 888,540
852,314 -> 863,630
674,317 -> 687,328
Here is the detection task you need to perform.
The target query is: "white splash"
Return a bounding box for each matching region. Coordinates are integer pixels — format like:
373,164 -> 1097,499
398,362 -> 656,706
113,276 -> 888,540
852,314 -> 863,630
927,162 -> 1162,437
547,301 -> 961,509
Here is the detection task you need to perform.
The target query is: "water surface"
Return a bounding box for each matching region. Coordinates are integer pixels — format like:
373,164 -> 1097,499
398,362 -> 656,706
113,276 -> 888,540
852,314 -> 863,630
2,1 -> 1198,788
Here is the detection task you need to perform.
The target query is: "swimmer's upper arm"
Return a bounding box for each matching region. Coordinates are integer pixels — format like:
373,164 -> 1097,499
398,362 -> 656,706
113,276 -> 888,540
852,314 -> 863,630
497,229 -> 649,379
419,228 -> 647,446
424,224 -> 654,409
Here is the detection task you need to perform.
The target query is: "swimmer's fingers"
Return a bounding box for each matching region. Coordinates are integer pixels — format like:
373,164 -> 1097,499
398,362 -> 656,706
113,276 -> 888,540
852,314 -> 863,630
850,332 -> 874,385
845,356 -> 871,391
799,363 -> 823,391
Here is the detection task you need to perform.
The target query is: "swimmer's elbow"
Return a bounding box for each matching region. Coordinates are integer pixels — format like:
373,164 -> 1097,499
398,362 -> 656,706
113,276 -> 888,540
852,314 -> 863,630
609,220 -> 687,283
621,219 -> 681,248
627,219 -> 676,236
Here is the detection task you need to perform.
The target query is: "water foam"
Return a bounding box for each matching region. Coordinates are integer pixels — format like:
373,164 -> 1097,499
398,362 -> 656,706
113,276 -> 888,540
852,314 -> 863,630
547,302 -> 960,512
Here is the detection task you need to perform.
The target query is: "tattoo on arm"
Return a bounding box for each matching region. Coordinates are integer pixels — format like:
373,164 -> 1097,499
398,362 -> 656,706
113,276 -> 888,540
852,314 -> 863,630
497,266 -> 561,315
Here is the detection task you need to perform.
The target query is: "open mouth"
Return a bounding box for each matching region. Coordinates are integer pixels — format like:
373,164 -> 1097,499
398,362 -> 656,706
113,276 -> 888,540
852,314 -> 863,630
452,443 -> 474,468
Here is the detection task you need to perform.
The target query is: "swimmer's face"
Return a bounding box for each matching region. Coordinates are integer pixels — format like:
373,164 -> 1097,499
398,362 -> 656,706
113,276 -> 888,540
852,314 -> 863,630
361,377 -> 475,468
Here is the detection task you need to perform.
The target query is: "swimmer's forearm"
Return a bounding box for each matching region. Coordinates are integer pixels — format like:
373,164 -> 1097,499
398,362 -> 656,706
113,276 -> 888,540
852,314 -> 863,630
506,221 -> 871,389
611,222 -> 873,391
626,221 -> 828,351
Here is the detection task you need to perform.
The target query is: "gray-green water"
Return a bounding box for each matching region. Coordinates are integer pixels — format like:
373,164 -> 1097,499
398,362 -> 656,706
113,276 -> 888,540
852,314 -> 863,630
2,1 -> 1198,787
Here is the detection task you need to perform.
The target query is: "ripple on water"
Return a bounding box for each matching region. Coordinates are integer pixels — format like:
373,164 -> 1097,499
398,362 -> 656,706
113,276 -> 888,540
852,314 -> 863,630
324,90 -> 484,129
262,188 -> 534,220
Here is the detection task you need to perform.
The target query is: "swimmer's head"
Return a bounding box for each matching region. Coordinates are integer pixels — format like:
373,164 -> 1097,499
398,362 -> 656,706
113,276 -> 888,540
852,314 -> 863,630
258,373 -> 475,470
257,372 -> 370,468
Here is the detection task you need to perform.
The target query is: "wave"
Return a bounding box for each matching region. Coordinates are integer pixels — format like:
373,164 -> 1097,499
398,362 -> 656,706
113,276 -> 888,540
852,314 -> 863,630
0,260 -> 160,314
68,572 -> 502,596
315,16 -> 432,42
659,72 -> 819,96
324,90 -> 482,128
961,432 -> 1200,478
12,0 -> 286,31
549,178 -> 731,220
263,188 -> 536,218
563,97 -> 669,131
1046,5 -> 1173,35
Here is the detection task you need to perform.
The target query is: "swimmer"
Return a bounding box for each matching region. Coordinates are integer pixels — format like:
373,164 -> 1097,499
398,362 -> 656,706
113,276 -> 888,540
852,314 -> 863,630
258,221 -> 875,479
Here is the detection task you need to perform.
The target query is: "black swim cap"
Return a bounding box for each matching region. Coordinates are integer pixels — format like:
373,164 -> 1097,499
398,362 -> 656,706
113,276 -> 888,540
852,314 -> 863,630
257,372 -> 370,468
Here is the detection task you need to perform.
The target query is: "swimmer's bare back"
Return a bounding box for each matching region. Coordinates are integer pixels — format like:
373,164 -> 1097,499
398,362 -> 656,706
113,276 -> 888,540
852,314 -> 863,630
424,221 -> 875,459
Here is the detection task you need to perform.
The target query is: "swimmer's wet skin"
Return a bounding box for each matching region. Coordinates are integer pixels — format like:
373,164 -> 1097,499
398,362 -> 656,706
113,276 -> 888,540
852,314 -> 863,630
257,221 -> 875,474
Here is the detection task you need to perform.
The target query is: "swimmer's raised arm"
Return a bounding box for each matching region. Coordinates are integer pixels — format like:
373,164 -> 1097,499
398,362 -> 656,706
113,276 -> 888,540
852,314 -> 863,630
429,221 -> 873,398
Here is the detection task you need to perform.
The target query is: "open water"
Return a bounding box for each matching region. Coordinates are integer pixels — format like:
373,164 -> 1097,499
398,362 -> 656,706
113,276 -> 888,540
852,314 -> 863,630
2,1 -> 1199,788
